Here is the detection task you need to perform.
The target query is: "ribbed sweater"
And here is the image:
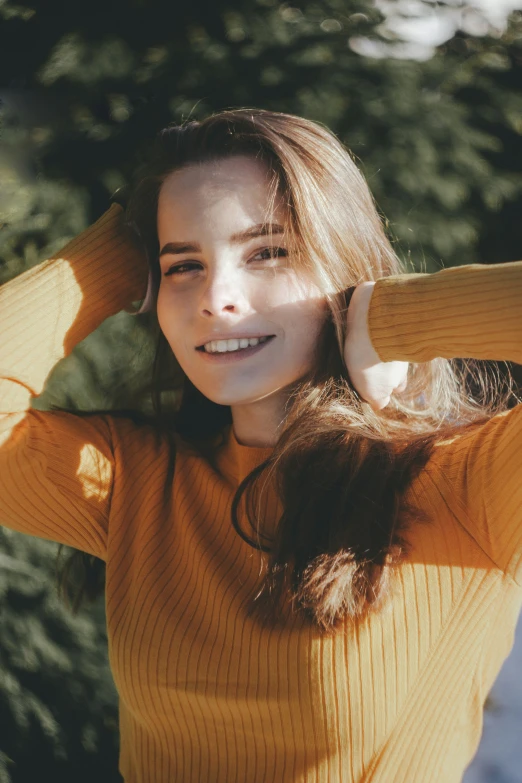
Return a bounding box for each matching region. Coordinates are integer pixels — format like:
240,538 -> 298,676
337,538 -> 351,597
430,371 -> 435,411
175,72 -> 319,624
1,204 -> 522,783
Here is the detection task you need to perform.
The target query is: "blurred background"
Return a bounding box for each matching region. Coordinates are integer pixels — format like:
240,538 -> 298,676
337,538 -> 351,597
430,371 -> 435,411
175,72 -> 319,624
1,0 -> 522,780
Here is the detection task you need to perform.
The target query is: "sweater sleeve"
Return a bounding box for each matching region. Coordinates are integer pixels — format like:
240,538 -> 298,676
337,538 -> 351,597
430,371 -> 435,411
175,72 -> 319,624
0,205 -> 148,560
368,260 -> 522,583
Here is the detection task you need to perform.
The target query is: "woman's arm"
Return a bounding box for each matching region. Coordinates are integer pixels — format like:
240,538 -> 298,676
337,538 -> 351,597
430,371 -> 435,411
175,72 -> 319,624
0,204 -> 147,430
0,205 -> 148,558
345,261 -> 522,409
347,259 -> 522,583
368,260 -> 522,366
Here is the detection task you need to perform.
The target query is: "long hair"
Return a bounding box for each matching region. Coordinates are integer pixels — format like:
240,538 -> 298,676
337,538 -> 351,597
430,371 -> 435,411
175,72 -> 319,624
56,108 -> 517,634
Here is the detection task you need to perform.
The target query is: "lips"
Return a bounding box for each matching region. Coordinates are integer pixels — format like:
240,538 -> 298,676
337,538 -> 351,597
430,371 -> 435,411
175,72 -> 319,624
195,335 -> 275,351
196,335 -> 275,362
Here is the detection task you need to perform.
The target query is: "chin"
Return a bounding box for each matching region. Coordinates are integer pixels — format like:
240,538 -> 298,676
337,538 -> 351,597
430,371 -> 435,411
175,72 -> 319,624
195,383 -> 281,408
199,391 -> 262,407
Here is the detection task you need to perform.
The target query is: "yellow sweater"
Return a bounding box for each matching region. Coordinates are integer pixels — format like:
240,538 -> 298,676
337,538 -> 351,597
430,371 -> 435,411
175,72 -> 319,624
1,204 -> 522,783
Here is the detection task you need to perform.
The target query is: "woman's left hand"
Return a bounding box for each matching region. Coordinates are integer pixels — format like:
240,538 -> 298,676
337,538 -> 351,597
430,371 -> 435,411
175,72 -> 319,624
344,282 -> 409,411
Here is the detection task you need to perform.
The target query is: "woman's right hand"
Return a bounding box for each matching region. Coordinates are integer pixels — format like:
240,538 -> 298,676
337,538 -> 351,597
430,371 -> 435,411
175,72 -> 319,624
344,282 -> 409,411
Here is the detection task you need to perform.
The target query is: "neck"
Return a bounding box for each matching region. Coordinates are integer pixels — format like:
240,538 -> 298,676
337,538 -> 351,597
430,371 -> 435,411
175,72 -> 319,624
231,391 -> 288,447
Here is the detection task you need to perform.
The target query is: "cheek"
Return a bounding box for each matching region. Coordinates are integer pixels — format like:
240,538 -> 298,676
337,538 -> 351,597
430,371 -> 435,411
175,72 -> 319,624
266,276 -> 305,308
280,307 -> 327,374
254,276 -> 322,327
158,283 -> 186,321
287,288 -> 328,334
156,288 -> 187,349
293,314 -> 326,355
156,291 -> 170,338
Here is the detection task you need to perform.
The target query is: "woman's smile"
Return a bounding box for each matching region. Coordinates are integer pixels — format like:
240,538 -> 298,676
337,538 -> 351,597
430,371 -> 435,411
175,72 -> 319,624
196,334 -> 276,362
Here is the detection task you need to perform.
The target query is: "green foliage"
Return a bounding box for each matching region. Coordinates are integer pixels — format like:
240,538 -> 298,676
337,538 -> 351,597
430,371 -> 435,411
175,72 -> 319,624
1,0 -> 522,778
0,529 -> 120,782
2,1 -> 522,275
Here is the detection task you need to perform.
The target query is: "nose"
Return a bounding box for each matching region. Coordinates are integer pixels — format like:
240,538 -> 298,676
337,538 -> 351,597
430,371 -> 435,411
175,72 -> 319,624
199,265 -> 248,317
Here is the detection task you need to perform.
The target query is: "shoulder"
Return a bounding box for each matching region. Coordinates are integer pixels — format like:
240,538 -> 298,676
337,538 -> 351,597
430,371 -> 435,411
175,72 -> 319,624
103,410 -> 219,463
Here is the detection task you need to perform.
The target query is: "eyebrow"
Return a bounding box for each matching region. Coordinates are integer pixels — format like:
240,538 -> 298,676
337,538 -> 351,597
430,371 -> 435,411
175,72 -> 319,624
159,223 -> 285,257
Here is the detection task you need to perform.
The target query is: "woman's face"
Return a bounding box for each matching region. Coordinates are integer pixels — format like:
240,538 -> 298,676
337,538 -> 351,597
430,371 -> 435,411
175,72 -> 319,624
156,154 -> 328,409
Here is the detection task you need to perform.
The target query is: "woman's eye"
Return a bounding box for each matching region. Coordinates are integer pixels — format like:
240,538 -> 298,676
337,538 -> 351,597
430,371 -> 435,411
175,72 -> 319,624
163,247 -> 287,277
164,261 -> 201,277
251,247 -> 288,263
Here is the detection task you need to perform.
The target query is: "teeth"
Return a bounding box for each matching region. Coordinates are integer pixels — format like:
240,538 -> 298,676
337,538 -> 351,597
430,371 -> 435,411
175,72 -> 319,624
203,336 -> 269,353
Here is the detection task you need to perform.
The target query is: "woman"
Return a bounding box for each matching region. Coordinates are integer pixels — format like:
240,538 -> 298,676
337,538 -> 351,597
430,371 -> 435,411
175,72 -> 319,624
1,108 -> 521,782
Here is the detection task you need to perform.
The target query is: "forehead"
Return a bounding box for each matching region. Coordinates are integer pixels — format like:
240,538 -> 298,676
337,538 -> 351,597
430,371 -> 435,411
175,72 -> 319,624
157,155 -> 286,240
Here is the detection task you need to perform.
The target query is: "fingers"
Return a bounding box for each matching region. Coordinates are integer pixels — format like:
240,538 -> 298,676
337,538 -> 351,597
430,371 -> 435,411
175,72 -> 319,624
369,396 -> 390,411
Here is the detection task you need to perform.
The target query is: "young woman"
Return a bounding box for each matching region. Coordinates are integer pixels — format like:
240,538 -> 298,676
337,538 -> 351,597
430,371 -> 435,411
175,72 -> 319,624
1,108 -> 521,783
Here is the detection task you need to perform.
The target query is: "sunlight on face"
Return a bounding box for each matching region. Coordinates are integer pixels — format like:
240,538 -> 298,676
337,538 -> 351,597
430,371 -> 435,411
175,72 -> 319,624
156,155 -> 327,409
